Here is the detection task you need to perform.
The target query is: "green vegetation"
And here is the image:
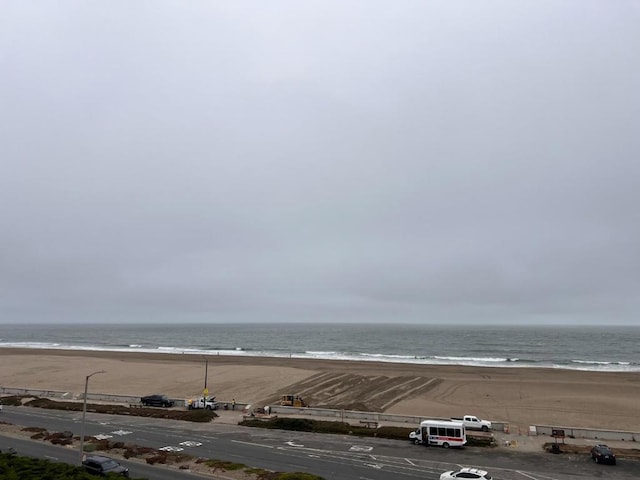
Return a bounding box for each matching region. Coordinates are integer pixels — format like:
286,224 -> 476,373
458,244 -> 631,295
0,453 -> 322,479
239,417 -> 496,446
4,425 -> 326,480
0,452 -> 145,480
239,417 -> 412,441
3,396 -> 216,422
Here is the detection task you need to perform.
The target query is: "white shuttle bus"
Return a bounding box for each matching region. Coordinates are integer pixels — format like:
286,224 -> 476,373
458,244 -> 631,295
409,420 -> 466,448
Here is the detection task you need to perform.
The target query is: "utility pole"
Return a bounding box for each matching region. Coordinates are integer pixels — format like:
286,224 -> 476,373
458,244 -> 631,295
203,357 -> 209,397
79,370 -> 106,464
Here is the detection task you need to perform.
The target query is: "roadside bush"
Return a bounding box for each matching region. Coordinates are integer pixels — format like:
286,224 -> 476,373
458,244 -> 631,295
204,459 -> 245,470
22,427 -> 47,433
239,417 -> 413,441
0,452 -> 147,480
146,452 -> 168,465
124,445 -> 155,458
466,435 -> 495,447
89,438 -> 113,451
18,396 -> 217,422
0,396 -> 25,406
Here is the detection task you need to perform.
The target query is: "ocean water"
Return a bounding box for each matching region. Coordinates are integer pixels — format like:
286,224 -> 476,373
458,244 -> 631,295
0,323 -> 638,372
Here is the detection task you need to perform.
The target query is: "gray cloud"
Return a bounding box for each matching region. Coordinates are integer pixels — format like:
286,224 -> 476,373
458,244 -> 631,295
1,1 -> 639,324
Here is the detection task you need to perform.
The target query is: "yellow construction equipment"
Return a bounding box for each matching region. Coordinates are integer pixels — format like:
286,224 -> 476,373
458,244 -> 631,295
280,394 -> 308,407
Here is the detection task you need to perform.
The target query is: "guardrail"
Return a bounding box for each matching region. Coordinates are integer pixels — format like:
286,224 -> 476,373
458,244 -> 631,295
532,424 -> 637,442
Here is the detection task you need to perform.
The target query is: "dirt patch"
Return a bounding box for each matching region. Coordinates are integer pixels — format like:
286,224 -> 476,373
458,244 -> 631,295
258,372 -> 443,411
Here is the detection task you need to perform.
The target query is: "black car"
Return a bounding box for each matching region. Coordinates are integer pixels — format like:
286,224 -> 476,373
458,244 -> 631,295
140,394 -> 174,407
591,444 -> 616,465
82,455 -> 129,477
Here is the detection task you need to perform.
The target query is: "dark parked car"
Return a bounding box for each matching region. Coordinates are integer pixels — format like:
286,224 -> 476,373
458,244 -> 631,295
140,394 -> 174,407
82,455 -> 129,477
591,444 -> 616,465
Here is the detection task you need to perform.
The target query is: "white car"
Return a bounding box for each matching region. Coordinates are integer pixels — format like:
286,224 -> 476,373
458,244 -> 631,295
440,467 -> 492,480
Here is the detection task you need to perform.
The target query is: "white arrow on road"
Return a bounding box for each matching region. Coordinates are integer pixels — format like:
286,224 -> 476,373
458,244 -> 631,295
350,445 -> 373,452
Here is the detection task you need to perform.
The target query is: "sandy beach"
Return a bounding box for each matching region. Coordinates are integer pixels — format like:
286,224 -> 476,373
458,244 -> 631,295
2,348 -> 639,432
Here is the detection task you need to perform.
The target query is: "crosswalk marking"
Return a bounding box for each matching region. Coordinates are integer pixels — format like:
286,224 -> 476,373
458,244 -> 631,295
159,446 -> 184,452
350,445 -> 373,452
179,441 -> 203,447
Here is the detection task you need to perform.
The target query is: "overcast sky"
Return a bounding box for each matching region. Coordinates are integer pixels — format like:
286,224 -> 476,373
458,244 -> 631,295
1,1 -> 639,325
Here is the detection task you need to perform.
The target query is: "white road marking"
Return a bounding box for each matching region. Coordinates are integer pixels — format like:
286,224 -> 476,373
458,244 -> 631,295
350,445 -> 373,452
516,472 -> 545,479
286,441 -> 304,447
110,430 -> 132,436
364,463 -> 382,469
231,440 -> 274,449
179,441 -> 203,447
93,434 -> 113,440
158,446 -> 184,452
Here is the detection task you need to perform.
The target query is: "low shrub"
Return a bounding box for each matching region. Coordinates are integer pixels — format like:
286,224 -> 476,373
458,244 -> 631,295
19,397 -> 217,422
0,452 -> 147,479
239,417 -> 413,441
22,427 -> 47,433
0,396 -> 26,406
204,459 -> 245,470
146,453 -> 168,465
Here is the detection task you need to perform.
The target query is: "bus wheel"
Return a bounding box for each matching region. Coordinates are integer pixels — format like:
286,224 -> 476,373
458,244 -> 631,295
414,439 -> 420,445
442,442 -> 450,448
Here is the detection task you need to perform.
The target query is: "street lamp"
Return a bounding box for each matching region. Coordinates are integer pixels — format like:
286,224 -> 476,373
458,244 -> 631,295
201,356 -> 209,398
204,357 -> 208,394
79,370 -> 106,464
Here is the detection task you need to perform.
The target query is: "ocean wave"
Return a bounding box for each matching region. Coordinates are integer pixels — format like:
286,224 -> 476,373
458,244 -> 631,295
2,342 -> 639,372
360,353 -> 422,360
571,359 -> 630,366
434,355 -> 509,363
0,342 -> 62,348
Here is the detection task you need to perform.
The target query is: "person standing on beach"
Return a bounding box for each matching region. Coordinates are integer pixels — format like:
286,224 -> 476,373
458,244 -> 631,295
232,398 -> 236,410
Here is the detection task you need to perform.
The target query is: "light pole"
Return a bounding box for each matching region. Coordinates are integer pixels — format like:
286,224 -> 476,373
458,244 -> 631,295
201,356 -> 209,398
79,370 -> 106,464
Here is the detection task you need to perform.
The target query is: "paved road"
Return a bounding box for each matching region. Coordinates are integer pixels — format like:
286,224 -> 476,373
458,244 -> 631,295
0,434 -> 218,480
1,406 -> 638,479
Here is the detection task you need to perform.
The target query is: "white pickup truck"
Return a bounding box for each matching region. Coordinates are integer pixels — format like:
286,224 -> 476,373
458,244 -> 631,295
186,396 -> 218,410
451,415 -> 492,431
